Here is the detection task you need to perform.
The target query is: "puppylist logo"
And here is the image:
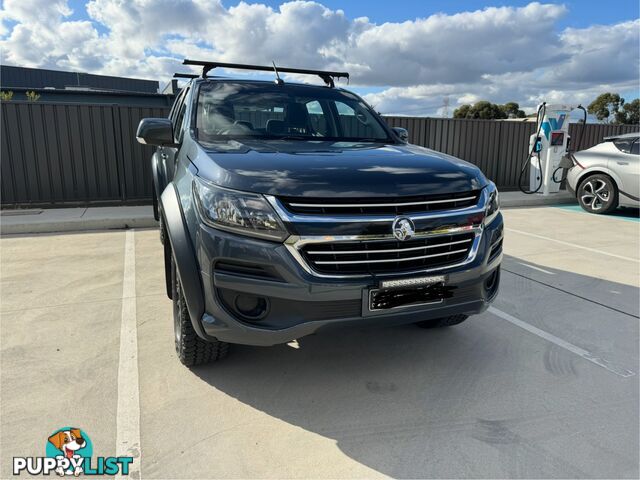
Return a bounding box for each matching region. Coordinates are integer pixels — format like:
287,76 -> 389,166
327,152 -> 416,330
13,427 -> 134,476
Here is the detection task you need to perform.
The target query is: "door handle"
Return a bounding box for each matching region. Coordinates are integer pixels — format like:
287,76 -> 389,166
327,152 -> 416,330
617,161 -> 629,165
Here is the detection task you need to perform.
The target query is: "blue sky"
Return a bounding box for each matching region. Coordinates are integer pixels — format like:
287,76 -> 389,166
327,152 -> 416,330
2,1 -> 638,116
238,0 -> 639,28
61,0 -> 640,27
60,0 -> 640,32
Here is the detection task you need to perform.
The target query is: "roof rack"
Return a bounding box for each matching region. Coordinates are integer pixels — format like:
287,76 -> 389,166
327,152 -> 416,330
173,73 -> 198,79
173,72 -> 225,81
182,59 -> 349,88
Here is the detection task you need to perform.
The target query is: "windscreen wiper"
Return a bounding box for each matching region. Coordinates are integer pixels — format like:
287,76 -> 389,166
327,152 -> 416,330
261,135 -> 315,141
349,138 -> 390,143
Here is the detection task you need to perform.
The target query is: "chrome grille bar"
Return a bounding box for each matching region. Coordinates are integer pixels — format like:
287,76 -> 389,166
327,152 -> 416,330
265,190 -> 488,224
288,196 -> 477,208
306,238 -> 472,255
314,248 -> 469,265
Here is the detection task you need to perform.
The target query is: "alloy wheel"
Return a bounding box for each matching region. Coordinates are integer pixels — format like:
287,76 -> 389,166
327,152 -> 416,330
580,178 -> 611,211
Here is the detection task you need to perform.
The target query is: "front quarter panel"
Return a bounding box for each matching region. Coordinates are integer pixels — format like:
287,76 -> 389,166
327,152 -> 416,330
160,181 -> 207,339
572,149 -> 626,194
575,165 -> 625,195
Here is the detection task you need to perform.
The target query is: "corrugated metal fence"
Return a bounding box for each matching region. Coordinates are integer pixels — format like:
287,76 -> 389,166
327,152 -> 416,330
2,101 -> 169,207
1,101 -> 638,207
384,116 -> 639,190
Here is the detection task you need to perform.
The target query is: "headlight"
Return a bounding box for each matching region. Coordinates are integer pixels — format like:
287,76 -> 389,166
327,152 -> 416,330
484,182 -> 500,226
193,177 -> 288,241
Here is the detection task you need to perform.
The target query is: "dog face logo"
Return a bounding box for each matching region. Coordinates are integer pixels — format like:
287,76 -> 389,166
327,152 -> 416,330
46,427 -> 92,476
392,217 -> 415,241
48,429 -> 86,459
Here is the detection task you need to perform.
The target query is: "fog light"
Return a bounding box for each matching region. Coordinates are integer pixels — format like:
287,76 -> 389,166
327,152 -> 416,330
234,294 -> 268,320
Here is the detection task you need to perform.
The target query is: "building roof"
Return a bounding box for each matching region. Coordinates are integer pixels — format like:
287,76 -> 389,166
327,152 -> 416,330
1,65 -> 159,94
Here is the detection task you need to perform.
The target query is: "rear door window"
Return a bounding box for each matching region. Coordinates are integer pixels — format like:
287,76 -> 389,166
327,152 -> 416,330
173,87 -> 190,143
613,138 -> 634,153
305,100 -> 330,136
169,87 -> 187,123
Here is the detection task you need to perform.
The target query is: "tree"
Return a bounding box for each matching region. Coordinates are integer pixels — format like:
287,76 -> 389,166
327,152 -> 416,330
501,102 -> 526,118
453,101 -> 506,119
452,104 -> 472,118
587,93 -> 624,123
453,101 -> 525,120
616,99 -> 639,125
475,101 -> 506,119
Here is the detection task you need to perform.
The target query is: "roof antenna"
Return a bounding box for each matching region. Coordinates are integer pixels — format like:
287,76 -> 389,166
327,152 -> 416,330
272,61 -> 284,85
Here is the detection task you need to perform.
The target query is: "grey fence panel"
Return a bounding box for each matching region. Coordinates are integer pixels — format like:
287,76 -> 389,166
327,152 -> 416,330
1,102 -> 169,207
384,116 -> 638,189
115,105 -> 170,202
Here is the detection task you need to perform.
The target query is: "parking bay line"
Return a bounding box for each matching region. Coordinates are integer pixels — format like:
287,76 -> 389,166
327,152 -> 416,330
517,262 -> 555,275
506,228 -> 639,263
488,306 -> 636,378
116,230 -> 142,479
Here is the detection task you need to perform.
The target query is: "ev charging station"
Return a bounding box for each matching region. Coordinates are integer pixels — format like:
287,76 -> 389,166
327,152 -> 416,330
522,103 -> 587,196
529,104 -> 571,195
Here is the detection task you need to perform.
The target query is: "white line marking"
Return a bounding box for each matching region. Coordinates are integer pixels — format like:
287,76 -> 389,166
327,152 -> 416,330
488,306 -> 636,378
517,262 -> 555,275
116,230 -> 142,479
506,228 -> 639,263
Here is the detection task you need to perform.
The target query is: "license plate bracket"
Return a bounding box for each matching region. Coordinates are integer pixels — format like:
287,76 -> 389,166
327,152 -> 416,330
368,275 -> 447,311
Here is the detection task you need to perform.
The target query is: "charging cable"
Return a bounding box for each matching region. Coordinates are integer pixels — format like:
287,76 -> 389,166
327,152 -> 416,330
552,105 -> 587,183
518,102 -> 546,194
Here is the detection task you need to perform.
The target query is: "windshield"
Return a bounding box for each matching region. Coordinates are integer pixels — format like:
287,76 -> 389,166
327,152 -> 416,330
196,81 -> 392,143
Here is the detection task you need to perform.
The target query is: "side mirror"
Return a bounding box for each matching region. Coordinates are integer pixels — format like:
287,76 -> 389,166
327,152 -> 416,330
136,118 -> 176,147
392,127 -> 409,143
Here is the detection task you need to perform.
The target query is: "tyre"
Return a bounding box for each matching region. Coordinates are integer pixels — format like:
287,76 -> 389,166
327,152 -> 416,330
577,174 -> 618,214
171,256 -> 229,366
415,314 -> 469,329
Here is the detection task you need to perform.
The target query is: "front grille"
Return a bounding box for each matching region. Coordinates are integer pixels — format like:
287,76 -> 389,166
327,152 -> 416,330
299,232 -> 476,275
279,191 -> 481,215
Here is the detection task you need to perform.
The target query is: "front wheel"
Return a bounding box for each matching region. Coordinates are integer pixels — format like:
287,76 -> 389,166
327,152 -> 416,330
415,314 -> 469,329
577,174 -> 618,214
171,257 -> 229,366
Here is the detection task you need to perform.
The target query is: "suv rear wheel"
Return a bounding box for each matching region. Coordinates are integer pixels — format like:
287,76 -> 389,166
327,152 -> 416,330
577,174 -> 618,214
171,256 -> 229,366
415,314 -> 469,329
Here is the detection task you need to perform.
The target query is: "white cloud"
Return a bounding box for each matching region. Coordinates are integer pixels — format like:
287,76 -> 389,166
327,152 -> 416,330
0,0 -> 637,115
553,20 -> 640,85
339,2 -> 569,86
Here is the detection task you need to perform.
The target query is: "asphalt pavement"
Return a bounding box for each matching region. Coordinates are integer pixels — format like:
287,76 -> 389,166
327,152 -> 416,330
1,206 -> 638,478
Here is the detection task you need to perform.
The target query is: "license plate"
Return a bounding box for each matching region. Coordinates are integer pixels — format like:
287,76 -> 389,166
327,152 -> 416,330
369,275 -> 447,311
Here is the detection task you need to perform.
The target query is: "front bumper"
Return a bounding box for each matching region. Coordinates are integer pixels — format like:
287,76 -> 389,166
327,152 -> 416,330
192,213 -> 503,346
